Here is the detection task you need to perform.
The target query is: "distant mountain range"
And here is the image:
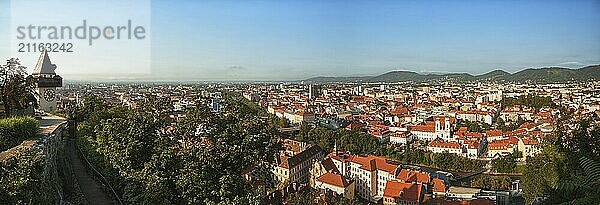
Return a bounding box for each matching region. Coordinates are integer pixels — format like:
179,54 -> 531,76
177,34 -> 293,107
305,65 -> 600,83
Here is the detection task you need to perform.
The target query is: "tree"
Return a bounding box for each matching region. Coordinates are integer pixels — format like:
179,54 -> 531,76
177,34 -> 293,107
523,143 -> 567,204
522,118 -> 599,204
296,126 -> 379,155
75,94 -> 280,204
553,157 -> 600,204
0,58 -> 37,117
490,151 -> 520,173
472,175 -> 512,190
0,147 -> 55,204
285,190 -> 315,205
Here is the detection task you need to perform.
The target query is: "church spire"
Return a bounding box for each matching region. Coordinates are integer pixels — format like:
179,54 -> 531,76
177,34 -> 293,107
334,141 -> 337,155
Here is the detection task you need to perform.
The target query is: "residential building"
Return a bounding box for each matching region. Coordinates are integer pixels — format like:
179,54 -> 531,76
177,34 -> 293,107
427,139 -> 462,155
382,181 -> 424,205
314,172 -> 355,200
272,139 -> 323,186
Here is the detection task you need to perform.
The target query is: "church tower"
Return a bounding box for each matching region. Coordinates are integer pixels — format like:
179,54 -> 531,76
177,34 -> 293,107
31,51 -> 62,113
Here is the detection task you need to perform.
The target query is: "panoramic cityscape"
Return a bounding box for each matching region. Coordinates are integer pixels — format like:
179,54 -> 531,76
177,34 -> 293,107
1,0 -> 599,205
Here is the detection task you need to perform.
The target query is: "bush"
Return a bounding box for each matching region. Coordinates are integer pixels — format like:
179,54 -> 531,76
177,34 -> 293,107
471,175 -> 512,190
382,148 -> 487,172
0,146 -> 55,203
0,117 -> 39,152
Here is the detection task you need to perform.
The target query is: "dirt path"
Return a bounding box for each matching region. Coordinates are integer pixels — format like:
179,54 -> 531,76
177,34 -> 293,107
66,140 -> 116,205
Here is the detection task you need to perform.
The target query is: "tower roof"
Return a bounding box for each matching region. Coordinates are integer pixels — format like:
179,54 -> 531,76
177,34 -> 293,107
33,51 -> 57,75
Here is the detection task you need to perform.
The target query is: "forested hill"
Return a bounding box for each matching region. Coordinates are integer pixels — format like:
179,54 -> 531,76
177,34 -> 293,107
304,65 -> 600,83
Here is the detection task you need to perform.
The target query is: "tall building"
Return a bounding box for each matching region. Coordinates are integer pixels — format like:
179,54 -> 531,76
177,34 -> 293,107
308,84 -> 321,99
31,51 -> 62,113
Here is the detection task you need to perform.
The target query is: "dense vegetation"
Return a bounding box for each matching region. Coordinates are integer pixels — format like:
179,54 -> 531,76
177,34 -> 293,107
0,58 -> 38,117
284,186 -> 358,205
507,65 -> 600,83
0,146 -> 55,204
305,65 -> 600,83
522,119 -> 600,204
458,120 -> 491,133
0,58 -> 51,204
377,147 -> 487,172
501,94 -> 556,112
0,117 -> 39,152
471,175 -> 513,190
295,125 -> 380,155
496,117 -> 524,132
490,151 -> 521,173
76,94 -> 281,204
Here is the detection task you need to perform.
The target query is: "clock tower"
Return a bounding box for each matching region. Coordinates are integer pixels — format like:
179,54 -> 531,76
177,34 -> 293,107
32,51 -> 62,113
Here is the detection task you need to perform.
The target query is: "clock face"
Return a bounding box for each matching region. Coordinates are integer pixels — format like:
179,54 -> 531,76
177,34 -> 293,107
43,89 -> 55,101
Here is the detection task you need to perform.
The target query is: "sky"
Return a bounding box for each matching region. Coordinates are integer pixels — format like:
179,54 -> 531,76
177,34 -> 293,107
1,0 -> 600,81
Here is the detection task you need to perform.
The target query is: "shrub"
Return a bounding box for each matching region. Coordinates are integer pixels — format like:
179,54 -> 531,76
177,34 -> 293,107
0,117 -> 39,152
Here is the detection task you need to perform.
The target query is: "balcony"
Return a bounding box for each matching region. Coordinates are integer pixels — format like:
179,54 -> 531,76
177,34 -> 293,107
36,75 -> 63,87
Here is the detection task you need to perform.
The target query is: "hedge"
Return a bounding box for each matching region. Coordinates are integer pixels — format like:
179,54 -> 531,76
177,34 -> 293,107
0,117 -> 39,152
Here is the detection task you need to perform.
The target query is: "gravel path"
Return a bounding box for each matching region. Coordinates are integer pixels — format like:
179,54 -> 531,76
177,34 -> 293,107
67,140 -> 116,205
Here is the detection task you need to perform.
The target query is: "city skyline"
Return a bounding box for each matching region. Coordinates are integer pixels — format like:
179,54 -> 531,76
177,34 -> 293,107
1,1 -> 599,205
1,0 -> 599,81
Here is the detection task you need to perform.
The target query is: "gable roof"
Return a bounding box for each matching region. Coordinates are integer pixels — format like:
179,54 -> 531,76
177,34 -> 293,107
396,169 -> 431,184
316,172 -> 351,188
287,145 -> 322,168
351,155 -> 397,173
383,181 -> 423,202
433,178 -> 447,193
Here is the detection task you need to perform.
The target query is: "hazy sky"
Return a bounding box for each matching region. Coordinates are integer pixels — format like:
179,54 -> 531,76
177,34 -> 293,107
2,0 -> 600,81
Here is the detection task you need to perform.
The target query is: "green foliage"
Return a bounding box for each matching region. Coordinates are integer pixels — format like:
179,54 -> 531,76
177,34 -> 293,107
0,117 -> 39,151
285,190 -> 315,205
471,175 -> 512,190
522,119 -> 600,204
522,145 -> 567,205
76,94 -> 278,204
296,126 -> 379,155
490,151 -> 521,173
381,147 -> 487,172
501,94 -> 556,112
459,120 -> 490,132
552,156 -> 600,204
282,188 -> 358,205
496,117 -> 523,132
0,147 -> 55,204
0,58 -> 38,117
307,65 -> 600,83
506,66 -> 600,83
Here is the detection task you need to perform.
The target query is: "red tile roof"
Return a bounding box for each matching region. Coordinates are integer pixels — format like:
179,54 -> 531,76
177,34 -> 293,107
464,140 -> 481,149
485,129 -> 503,137
487,137 -> 518,150
351,155 -> 397,173
383,181 -> 423,202
428,140 -> 461,149
316,172 -> 351,188
396,169 -> 431,184
433,178 -> 447,193
411,124 -> 436,133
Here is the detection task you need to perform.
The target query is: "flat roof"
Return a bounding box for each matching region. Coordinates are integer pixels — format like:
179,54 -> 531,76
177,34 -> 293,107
447,186 -> 481,194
